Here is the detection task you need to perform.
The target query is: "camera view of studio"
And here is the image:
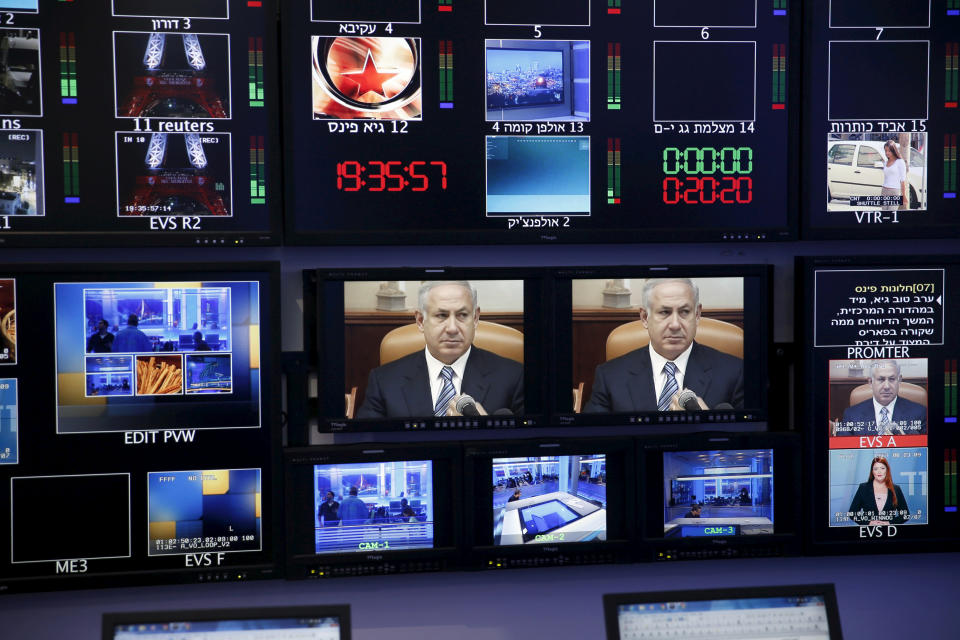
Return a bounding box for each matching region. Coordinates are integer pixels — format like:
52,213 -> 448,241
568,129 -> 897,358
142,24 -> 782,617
486,40 -> 589,121
663,449 -> 774,538
313,461 -> 434,554
82,285 -> 232,354
493,454 -> 606,546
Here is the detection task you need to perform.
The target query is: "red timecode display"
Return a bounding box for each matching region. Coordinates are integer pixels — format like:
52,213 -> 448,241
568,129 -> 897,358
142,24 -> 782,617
336,160 -> 448,192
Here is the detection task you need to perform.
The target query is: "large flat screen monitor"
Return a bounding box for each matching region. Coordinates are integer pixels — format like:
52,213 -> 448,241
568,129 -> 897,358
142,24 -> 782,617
285,442 -> 460,578
0,262 -> 281,593
603,584 -> 843,640
0,1 -> 281,246
303,267 -> 548,433
801,1 -> 957,239
553,265 -> 771,428
799,255 -> 960,554
463,437 -> 634,569
281,1 -> 798,244
638,432 -> 801,560
103,605 -> 350,640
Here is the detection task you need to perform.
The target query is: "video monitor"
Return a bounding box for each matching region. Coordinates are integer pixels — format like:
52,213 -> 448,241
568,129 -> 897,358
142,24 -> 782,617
485,40 -> 589,122
463,437 -> 634,569
799,255 -> 960,554
603,584 -> 843,640
303,267 -> 548,434
802,3 -> 956,239
638,432 -> 801,560
285,443 -> 460,578
553,265 -> 771,428
0,262 -> 281,594
281,0 -> 797,245
0,1 -> 280,246
53,279 -> 261,434
103,605 -> 351,640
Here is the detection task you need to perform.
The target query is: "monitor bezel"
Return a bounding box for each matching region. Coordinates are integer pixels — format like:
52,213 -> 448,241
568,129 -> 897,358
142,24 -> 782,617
462,436 -> 636,569
0,261 -> 283,594
602,583 -> 843,640
552,264 -> 773,428
636,431 -> 802,559
284,442 -> 463,577
304,266 -> 549,434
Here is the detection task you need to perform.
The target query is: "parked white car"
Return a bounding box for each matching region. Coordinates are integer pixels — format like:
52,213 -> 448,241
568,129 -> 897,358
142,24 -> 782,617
827,140 -> 926,209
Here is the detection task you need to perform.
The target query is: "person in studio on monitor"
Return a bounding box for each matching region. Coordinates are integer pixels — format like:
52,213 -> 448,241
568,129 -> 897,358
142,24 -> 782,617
584,278 -> 743,413
847,455 -> 909,526
839,360 -> 926,436
356,281 -> 524,419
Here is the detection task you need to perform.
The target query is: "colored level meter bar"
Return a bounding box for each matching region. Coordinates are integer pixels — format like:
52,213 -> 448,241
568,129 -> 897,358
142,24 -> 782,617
773,0 -> 786,15
248,37 -> 265,107
439,0 -> 452,11
607,138 -> 621,204
949,0 -> 959,15
607,0 -> 621,14
772,44 -> 786,109
947,43 -> 958,107
62,132 -> 79,203
249,136 -> 266,204
607,43 -> 621,110
946,359 -> 957,420
945,449 -> 957,511
946,134 -> 957,198
248,1 -> 262,6
439,40 -> 454,108
59,32 -> 77,104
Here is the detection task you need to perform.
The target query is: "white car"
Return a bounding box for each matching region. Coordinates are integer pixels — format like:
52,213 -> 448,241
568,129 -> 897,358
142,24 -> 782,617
827,140 -> 926,209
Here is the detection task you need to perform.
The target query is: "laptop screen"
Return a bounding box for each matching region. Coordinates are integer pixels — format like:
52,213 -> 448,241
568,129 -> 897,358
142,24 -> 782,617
605,585 -> 842,640
104,607 -> 348,640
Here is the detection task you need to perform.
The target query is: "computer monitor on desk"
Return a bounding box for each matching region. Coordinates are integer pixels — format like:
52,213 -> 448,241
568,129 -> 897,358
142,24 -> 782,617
603,584 -> 842,640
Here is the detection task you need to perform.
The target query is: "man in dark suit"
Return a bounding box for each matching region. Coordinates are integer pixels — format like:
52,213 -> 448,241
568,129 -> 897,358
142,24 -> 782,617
584,278 -> 743,413
356,281 -> 523,419
839,360 -> 926,435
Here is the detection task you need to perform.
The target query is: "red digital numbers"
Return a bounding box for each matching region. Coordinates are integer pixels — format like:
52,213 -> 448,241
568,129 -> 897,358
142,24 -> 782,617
336,161 -> 448,192
662,176 -> 752,205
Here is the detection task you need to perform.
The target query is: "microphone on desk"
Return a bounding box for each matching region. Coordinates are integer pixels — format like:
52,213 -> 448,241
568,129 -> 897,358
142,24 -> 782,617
455,394 -> 481,416
677,388 -> 702,412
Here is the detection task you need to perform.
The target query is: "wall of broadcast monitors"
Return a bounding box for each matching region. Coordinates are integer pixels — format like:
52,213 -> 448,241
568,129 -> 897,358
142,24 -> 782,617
281,0 -> 798,244
303,265 -> 770,433
802,1 -> 959,239
0,263 -> 281,594
0,1 -> 280,247
799,255 -> 960,555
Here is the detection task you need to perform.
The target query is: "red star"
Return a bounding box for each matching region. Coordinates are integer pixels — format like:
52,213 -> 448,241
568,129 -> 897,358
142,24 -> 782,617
340,50 -> 398,99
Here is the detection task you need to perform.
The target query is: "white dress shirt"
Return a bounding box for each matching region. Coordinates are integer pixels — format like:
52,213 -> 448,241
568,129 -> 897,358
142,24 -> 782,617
647,343 -> 694,406
424,346 -> 471,409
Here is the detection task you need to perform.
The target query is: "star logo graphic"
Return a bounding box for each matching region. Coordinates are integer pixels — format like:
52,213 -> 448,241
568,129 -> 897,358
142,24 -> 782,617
340,50 -> 399,99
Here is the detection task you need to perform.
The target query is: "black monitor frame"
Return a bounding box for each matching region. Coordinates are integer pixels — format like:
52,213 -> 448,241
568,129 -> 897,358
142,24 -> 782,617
284,442 -> 462,579
304,266 -> 549,433
637,431 -> 802,561
603,584 -> 843,640
797,255 -> 960,556
0,261 -> 282,594
103,605 -> 351,640
462,436 -> 635,570
552,264 -> 772,428
0,3 -> 283,247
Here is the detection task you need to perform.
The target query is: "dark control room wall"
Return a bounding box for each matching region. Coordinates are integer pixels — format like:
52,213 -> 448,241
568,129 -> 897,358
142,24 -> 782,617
1,240 -> 958,638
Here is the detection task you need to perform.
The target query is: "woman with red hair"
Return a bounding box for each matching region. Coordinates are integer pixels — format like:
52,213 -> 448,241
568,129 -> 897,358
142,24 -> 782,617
848,456 -> 909,525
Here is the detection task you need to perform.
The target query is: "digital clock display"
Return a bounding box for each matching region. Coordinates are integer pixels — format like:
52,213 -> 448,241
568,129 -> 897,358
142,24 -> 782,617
661,147 -> 754,205
336,160 -> 448,192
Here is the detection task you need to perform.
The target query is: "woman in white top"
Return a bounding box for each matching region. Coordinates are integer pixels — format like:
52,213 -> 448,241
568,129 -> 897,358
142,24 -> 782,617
881,140 -> 907,210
